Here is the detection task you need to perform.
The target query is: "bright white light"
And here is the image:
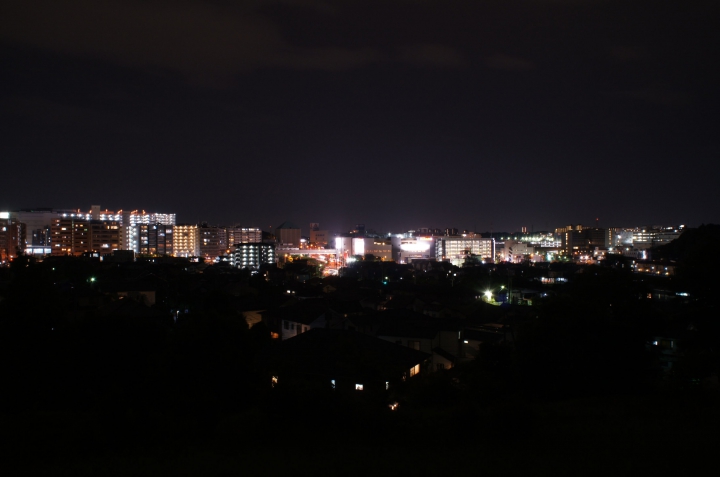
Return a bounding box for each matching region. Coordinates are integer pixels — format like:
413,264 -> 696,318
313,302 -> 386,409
353,237 -> 365,256
0,212 -> 9,219
484,290 -> 492,299
400,242 -> 431,252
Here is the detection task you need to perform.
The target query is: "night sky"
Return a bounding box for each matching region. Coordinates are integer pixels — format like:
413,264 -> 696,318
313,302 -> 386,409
2,1 -> 719,233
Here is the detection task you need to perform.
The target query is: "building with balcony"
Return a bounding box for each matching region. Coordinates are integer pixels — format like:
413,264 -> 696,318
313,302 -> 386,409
137,223 -> 173,256
51,217 -> 120,256
0,213 -> 24,263
435,236 -> 495,266
228,227 -> 262,246
199,225 -> 228,260
173,225 -> 200,257
88,221 -> 121,254
232,242 -> 275,270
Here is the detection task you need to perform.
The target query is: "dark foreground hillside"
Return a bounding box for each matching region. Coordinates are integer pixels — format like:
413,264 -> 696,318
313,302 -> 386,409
3,389 -> 719,476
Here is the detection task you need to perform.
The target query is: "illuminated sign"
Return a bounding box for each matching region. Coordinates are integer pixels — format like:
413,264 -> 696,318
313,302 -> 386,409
400,241 -> 431,252
352,238 -> 365,256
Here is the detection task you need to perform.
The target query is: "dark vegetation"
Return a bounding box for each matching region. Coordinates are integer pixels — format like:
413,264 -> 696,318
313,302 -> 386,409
1,226 -> 720,475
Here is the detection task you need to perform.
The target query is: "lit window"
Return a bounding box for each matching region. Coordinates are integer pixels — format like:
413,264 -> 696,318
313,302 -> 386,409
355,384 -> 363,391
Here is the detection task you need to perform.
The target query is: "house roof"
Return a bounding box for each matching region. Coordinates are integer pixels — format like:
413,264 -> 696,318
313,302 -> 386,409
268,329 -> 430,380
375,308 -> 460,339
377,321 -> 439,340
328,300 -> 364,316
432,347 -> 457,363
261,299 -> 327,325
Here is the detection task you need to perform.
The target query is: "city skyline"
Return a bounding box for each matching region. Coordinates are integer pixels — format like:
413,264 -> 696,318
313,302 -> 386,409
1,204 -> 698,236
2,1 -> 719,232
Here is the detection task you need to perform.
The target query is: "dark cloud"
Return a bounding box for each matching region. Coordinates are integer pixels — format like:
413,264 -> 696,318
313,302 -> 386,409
608,45 -> 648,63
1,0 -> 472,83
2,0 -> 719,230
608,86 -> 693,108
485,54 -> 534,71
1,0 -> 385,82
398,44 -> 466,68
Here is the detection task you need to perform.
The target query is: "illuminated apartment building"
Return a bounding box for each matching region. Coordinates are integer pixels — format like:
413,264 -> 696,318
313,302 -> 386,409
228,227 -> 263,246
0,212 -> 24,262
88,221 -> 121,254
232,242 -> 275,270
199,225 -> 228,259
124,210 -> 176,226
563,228 -> 605,256
173,225 -> 200,257
51,217 -> 89,256
435,236 -> 495,266
51,217 -> 120,256
138,223 -> 174,255
122,223 -> 174,255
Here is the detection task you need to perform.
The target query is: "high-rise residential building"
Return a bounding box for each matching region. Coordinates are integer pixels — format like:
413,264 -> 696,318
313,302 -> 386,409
50,217 -> 120,256
136,223 -> 174,256
88,221 -> 122,254
228,227 -> 262,246
564,227 -> 605,256
13,208 -> 76,254
0,213 -> 24,262
276,221 -> 301,246
120,210 -> 176,251
51,217 -> 89,256
173,225 -> 200,257
124,210 -> 176,226
9,206 -> 175,255
232,243 -> 275,270
199,225 -> 228,259
435,236 -> 495,266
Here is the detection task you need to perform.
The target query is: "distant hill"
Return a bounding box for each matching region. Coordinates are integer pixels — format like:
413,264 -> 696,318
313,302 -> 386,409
653,224 -> 720,262
653,224 -> 720,296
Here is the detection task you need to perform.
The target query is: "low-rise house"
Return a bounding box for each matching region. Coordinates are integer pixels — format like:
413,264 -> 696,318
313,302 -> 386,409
375,309 -> 464,372
265,328 -> 430,394
261,299 -> 328,340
